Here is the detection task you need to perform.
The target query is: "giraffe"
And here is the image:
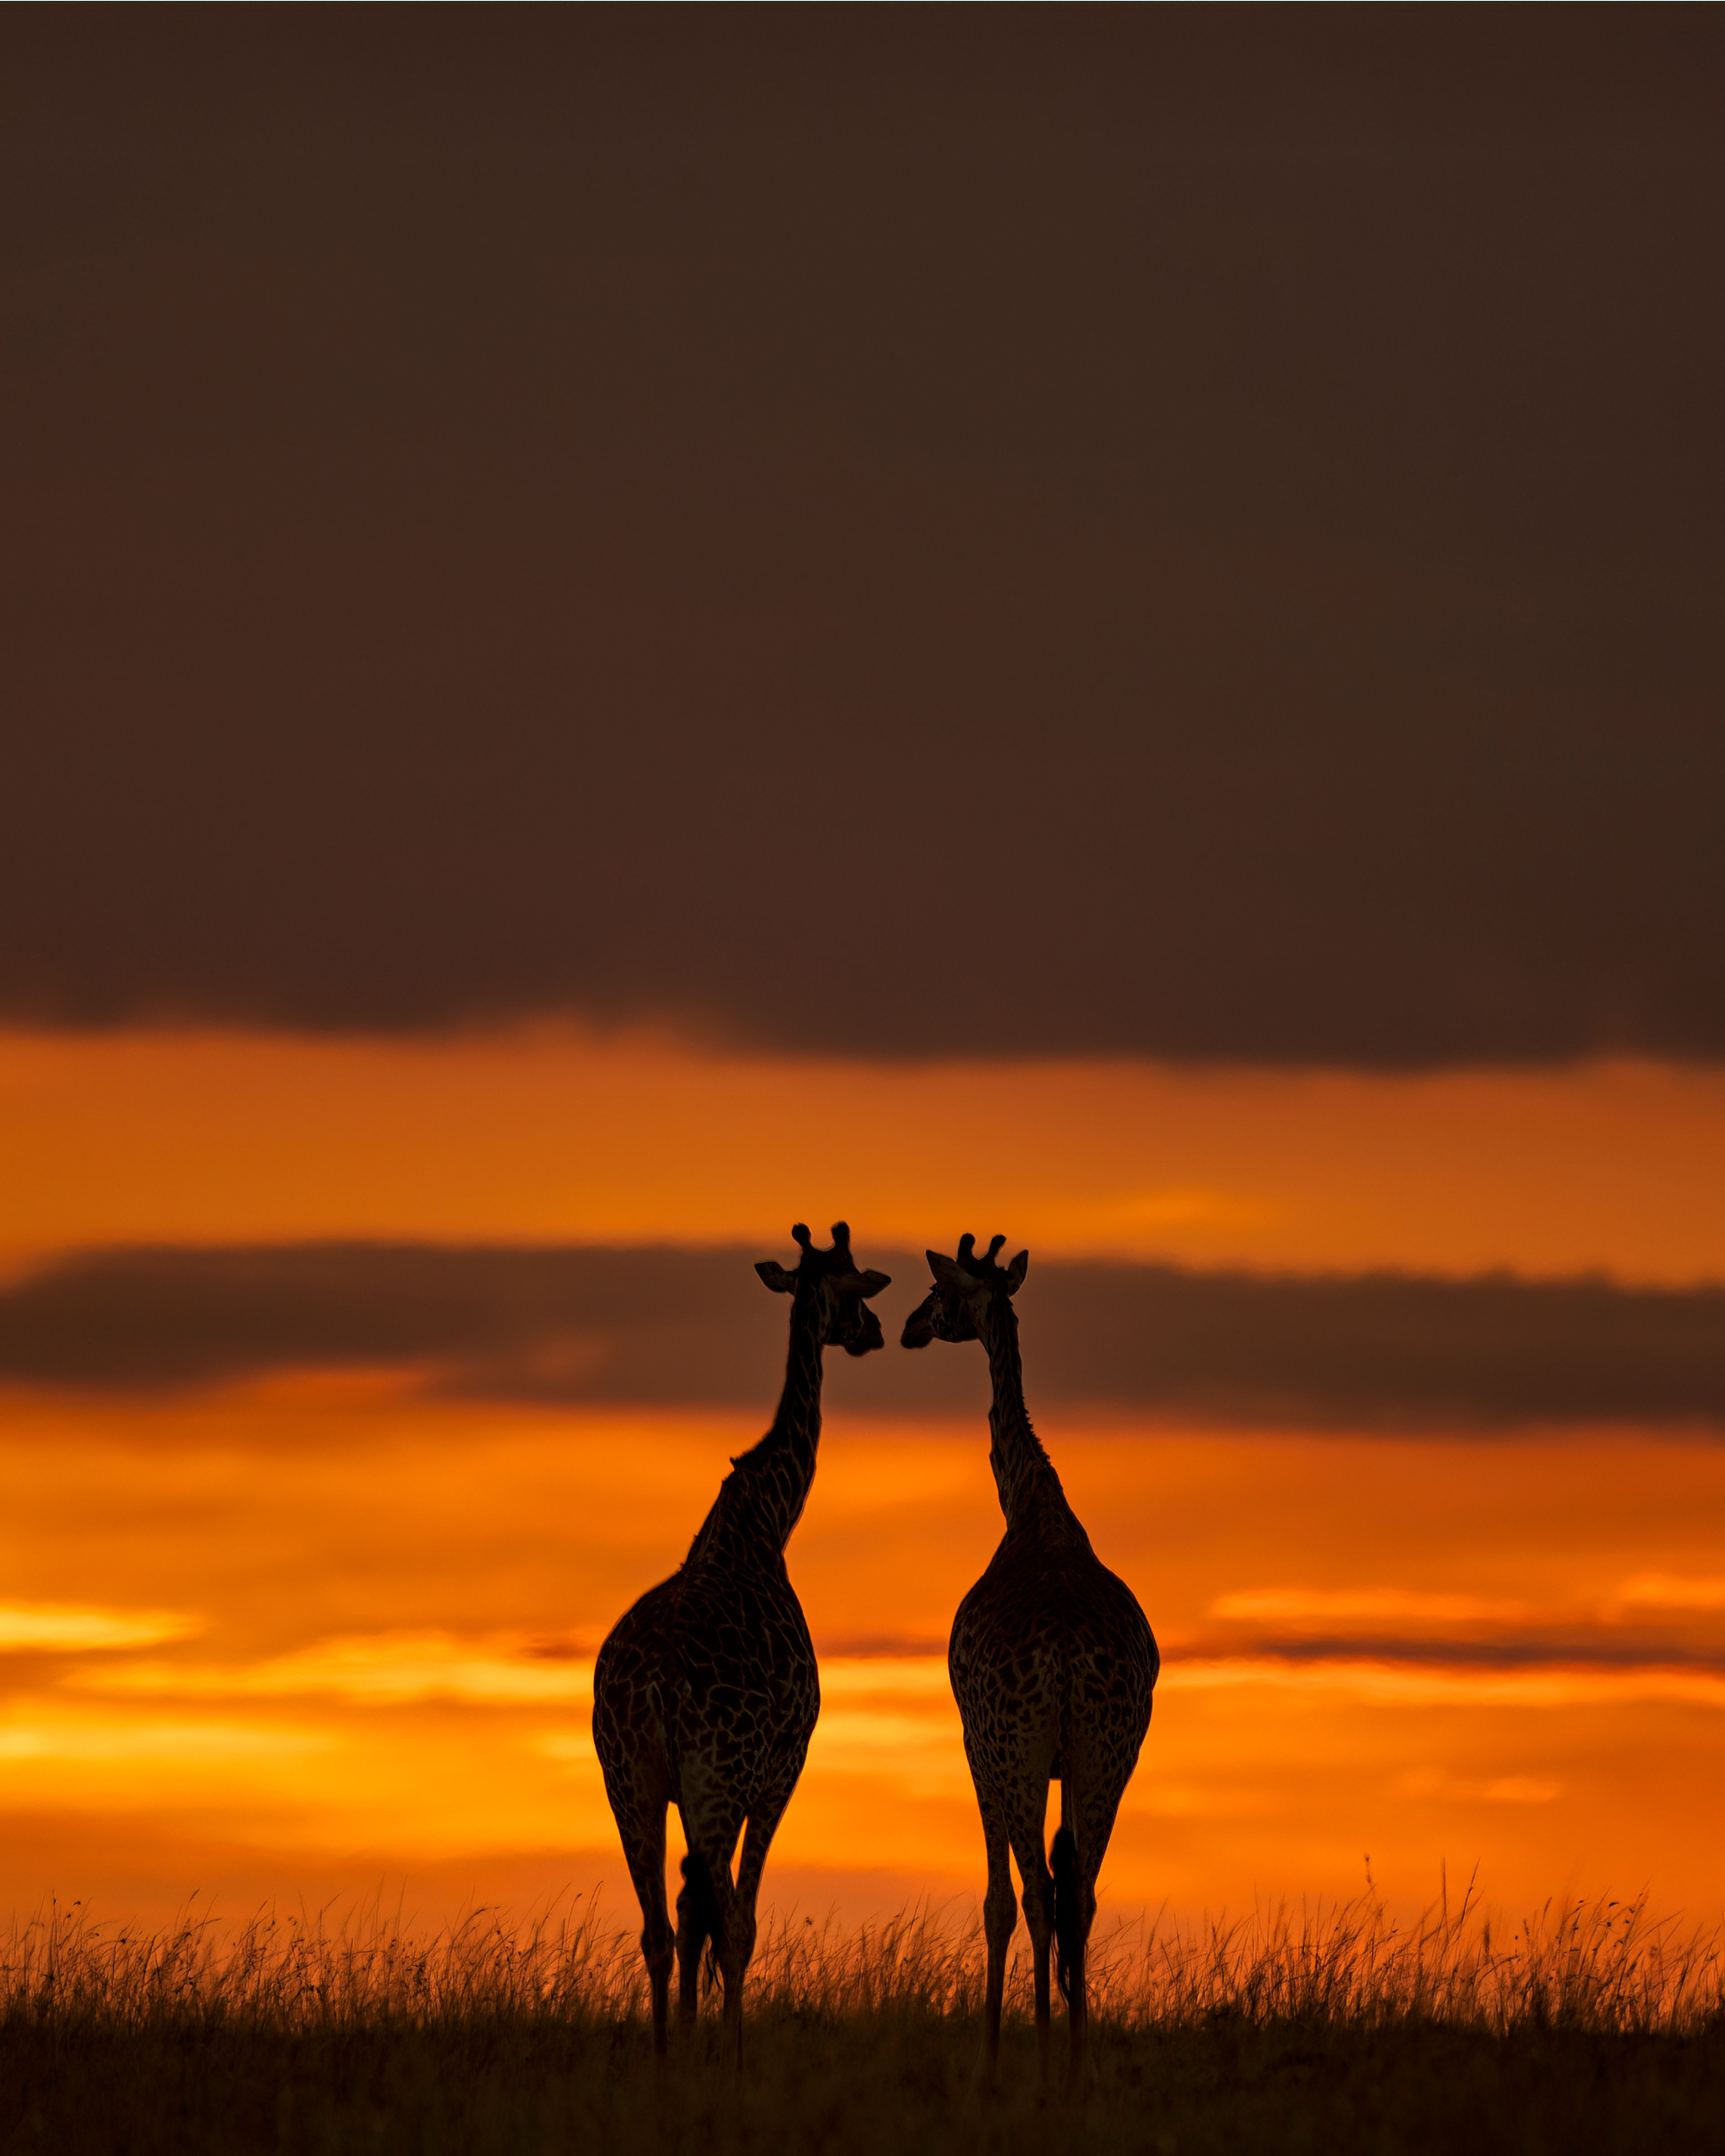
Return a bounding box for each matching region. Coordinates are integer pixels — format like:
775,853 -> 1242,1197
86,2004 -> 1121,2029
902,1233 -> 1157,2094
591,1222 -> 890,2064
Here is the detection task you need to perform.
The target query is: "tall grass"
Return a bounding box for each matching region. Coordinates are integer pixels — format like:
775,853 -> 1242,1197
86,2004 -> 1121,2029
0,1885 -> 1720,2152
3,1878 -> 1718,2036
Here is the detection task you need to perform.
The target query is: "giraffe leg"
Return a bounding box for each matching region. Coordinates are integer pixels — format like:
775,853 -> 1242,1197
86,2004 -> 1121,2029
726,1749 -> 808,2074
592,1644 -> 676,2059
1004,1778 -> 1056,2095
674,1849 -> 713,2037
972,1779 -> 1017,2093
674,1797 -> 746,2049
612,1794 -> 673,2059
1059,1756 -> 1132,2098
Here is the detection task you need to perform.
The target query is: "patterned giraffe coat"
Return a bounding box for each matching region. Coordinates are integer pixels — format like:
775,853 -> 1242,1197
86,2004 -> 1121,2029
904,1235 -> 1157,2091
591,1225 -> 888,2060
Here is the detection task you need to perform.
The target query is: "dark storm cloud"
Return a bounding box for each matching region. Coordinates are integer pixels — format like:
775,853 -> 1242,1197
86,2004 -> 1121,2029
6,1244 -> 1725,1431
0,1246 -> 798,1409
1020,1263 -> 1725,1430
3,11 -> 1723,1061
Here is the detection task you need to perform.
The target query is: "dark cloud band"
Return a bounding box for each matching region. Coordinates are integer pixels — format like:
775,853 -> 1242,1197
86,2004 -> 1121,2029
3,12 -> 1723,1061
4,1244 -> 1724,1431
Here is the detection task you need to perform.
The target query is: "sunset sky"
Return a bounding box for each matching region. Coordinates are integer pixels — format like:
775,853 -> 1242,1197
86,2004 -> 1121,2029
3,11 -> 1724,1943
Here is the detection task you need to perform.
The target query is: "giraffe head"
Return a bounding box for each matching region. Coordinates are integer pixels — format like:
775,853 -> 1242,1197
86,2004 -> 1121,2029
756,1222 -> 892,1356
900,1232 -> 1028,1348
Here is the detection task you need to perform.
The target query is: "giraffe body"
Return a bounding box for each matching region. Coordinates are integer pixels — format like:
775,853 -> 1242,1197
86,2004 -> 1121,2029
950,1511 -> 1155,1871
904,1235 -> 1157,2093
592,1223 -> 888,2064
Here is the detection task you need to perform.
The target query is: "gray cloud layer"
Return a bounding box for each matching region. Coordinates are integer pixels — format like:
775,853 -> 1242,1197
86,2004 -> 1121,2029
3,13 -> 1723,1061
4,1245 -> 1724,1431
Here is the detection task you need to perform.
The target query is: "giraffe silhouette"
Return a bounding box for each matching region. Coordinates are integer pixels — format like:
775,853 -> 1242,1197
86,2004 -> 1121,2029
592,1222 -> 890,2063
903,1234 -> 1157,2093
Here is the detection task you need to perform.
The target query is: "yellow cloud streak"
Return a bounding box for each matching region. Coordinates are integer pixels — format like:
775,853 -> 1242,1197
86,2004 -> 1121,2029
68,1634 -> 594,1707
0,1605 -> 200,1651
0,1711 -> 327,1764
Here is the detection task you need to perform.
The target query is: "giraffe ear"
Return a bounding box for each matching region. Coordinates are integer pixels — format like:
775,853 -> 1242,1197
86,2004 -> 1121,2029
755,1261 -> 799,1293
927,1251 -> 975,1291
1005,1249 -> 1029,1294
831,1268 -> 892,1299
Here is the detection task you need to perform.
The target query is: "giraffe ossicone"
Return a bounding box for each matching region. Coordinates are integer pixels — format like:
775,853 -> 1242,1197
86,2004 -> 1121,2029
902,1233 -> 1158,2095
591,1220 -> 889,2064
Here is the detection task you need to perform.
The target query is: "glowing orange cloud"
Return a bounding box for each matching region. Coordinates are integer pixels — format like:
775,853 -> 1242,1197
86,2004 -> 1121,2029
5,1029 -> 1725,1281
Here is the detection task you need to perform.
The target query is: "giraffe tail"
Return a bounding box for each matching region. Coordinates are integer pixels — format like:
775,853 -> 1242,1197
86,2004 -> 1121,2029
1052,1825 -> 1082,2005
678,1851 -> 725,1994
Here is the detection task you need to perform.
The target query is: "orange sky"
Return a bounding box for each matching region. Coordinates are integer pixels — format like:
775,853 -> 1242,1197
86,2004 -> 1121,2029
7,1027 -> 1725,1279
1,1027 -> 1723,1936
0,1383 -> 1721,1931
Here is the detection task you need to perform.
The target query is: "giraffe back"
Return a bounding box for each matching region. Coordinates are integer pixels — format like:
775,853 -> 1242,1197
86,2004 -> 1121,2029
948,1525 -> 1156,1802
593,1537 -> 820,1822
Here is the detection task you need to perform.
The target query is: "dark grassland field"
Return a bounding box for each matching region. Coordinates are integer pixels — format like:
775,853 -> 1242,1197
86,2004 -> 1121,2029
0,1891 -> 1720,2155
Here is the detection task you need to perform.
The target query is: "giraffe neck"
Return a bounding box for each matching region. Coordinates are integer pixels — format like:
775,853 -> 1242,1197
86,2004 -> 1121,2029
978,1299 -> 1078,1536
686,1281 -> 826,1567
